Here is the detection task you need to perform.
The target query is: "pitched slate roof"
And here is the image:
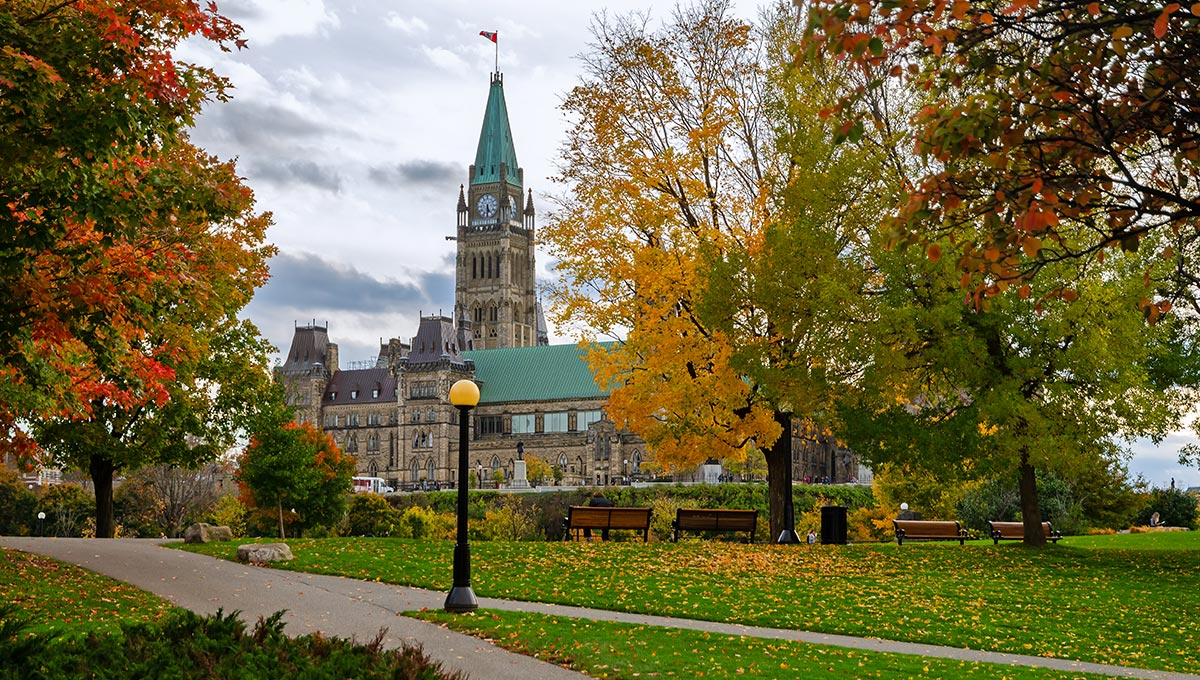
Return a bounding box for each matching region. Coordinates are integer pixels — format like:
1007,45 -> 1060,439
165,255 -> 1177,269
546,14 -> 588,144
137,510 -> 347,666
280,324 -> 330,376
464,343 -> 612,404
324,368 -> 396,406
471,72 -> 520,186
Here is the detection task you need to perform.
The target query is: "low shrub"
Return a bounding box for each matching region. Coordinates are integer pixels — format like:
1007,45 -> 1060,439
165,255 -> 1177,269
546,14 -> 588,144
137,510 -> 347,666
477,496 -> 539,542
1136,487 -> 1199,530
347,493 -> 400,536
0,606 -> 465,680
0,469 -> 37,536
206,493 -> 249,538
36,484 -> 93,538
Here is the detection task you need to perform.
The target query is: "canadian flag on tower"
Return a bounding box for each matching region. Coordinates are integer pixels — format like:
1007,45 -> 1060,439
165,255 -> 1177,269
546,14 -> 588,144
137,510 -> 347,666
479,30 -> 497,43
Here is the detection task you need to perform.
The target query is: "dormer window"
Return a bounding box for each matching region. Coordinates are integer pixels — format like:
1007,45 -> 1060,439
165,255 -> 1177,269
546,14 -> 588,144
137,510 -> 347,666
350,390 -> 358,399
372,387 -> 380,398
329,392 -> 337,400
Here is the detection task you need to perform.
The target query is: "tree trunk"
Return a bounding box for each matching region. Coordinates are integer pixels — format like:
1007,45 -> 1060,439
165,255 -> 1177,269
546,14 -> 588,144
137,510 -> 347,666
1018,450 -> 1046,546
277,496 -> 286,539
90,455 -> 117,538
765,409 -> 796,542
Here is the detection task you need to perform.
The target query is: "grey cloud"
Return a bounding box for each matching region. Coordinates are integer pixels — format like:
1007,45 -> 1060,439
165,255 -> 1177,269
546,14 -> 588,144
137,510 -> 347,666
244,250 -> 456,364
368,159 -> 461,188
195,100 -> 335,152
213,0 -> 263,22
252,251 -> 450,313
248,159 -> 343,193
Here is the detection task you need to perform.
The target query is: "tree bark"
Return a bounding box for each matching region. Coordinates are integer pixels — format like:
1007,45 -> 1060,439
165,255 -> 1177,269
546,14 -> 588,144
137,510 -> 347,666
277,495 -> 285,539
89,455 -> 117,538
1018,450 -> 1046,546
765,409 -> 795,542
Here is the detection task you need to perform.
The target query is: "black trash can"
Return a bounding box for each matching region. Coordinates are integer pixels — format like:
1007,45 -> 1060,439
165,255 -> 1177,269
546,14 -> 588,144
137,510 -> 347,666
820,505 -> 848,545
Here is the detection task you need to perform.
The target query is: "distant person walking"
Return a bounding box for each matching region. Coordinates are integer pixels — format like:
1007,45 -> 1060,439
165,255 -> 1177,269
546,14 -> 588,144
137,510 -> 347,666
585,491 -> 614,541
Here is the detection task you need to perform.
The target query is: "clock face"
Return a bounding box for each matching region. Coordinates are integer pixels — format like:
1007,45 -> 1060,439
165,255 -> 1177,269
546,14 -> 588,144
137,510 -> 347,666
477,194 -> 497,218
508,196 -> 517,216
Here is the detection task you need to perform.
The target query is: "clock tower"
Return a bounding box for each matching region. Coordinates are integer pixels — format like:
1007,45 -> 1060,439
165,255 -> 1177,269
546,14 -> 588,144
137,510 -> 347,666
455,71 -> 541,349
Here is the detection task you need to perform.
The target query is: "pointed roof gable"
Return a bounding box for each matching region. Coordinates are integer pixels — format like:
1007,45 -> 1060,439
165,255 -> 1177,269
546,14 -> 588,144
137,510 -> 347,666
472,72 -> 520,186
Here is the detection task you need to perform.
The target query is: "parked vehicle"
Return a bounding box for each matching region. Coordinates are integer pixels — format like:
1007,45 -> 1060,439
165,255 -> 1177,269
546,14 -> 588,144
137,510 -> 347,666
351,477 -> 390,494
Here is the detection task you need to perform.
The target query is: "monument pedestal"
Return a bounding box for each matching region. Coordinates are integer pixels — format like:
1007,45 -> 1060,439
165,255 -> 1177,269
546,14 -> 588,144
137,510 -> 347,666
511,460 -> 530,489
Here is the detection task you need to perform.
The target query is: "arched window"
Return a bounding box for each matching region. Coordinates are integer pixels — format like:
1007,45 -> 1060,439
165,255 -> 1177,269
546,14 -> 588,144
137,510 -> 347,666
487,254 -> 492,278
426,458 -> 435,480
367,459 -> 378,477
472,255 -> 477,279
413,432 -> 421,448
410,459 -> 420,481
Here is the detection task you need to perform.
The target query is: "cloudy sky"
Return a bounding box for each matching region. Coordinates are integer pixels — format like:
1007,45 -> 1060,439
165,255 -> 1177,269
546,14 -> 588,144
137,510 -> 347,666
180,0 -> 1197,489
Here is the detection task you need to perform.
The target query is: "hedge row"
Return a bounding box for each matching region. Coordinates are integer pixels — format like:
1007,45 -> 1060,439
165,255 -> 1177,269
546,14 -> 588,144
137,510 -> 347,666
381,483 -> 874,542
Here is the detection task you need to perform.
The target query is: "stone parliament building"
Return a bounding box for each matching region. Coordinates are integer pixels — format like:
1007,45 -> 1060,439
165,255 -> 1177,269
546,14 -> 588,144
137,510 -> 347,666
275,70 -> 859,491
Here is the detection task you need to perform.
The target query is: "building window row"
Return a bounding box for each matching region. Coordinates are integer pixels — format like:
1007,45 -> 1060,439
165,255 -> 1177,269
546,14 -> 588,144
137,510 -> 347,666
475,410 -> 603,438
411,381 -> 437,399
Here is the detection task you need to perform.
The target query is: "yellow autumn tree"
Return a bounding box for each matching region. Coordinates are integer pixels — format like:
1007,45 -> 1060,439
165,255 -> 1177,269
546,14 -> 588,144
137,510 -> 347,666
543,0 -> 892,537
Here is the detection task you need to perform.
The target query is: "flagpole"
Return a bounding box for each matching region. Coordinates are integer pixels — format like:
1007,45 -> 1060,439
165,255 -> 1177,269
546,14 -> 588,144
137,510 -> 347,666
494,35 -> 499,73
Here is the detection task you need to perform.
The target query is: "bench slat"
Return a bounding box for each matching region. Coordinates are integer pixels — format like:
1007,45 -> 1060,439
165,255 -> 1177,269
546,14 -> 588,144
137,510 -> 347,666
564,506 -> 652,541
893,519 -> 966,545
672,509 -> 757,542
987,520 -> 1062,544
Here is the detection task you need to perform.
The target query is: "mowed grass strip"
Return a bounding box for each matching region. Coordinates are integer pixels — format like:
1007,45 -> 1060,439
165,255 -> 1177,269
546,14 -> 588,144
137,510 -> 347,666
416,609 -> 1120,680
0,547 -> 176,635
178,532 -> 1200,674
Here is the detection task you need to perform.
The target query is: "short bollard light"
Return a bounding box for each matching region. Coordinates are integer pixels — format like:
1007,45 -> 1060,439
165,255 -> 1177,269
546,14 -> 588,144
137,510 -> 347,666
445,379 -> 480,612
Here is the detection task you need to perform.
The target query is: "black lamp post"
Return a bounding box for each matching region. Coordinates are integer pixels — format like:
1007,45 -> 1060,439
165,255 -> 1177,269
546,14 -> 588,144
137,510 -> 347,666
445,379 -> 479,612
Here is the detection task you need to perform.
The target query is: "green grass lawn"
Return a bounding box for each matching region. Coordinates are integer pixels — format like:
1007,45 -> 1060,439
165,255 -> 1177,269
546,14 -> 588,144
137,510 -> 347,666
178,532 -> 1200,675
416,609 -> 1119,679
0,547 -> 175,635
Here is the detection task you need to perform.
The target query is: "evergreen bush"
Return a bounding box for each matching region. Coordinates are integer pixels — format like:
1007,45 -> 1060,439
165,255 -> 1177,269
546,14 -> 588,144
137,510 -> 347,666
1136,487 -> 1199,529
0,606 -> 465,680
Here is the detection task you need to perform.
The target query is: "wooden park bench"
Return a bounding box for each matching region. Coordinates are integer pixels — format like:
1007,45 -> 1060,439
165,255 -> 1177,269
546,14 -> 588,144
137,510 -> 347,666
987,520 -> 1062,545
564,506 -> 652,542
893,519 -> 968,545
672,508 -> 758,543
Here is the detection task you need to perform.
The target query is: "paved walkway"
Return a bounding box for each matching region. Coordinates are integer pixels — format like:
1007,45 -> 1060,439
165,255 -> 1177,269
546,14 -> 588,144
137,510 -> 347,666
2,538 -> 1195,680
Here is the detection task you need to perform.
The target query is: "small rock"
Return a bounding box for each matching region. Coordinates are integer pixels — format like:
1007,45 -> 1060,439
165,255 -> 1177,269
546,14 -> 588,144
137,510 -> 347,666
183,523 -> 233,544
237,543 -> 294,563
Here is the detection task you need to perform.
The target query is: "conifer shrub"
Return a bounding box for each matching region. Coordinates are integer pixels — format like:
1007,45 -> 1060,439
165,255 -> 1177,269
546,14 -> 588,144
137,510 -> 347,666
0,606 -> 465,680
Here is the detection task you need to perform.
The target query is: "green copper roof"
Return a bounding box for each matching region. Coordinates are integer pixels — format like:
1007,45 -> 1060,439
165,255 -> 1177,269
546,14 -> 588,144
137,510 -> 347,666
464,343 -> 610,404
472,72 -> 521,186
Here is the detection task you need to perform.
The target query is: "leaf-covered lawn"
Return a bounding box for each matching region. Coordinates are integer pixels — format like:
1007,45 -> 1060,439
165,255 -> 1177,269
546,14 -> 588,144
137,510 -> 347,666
179,533 -> 1200,674
416,609 -> 1118,680
0,547 -> 175,635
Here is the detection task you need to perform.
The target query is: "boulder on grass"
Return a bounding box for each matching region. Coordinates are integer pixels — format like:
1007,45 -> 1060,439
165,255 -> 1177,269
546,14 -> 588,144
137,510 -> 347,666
237,543 -> 294,563
183,523 -> 233,544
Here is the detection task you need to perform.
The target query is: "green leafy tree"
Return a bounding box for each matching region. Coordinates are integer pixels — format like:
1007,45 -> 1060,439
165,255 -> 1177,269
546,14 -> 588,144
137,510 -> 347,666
237,391 -> 356,538
840,236 -> 1196,544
